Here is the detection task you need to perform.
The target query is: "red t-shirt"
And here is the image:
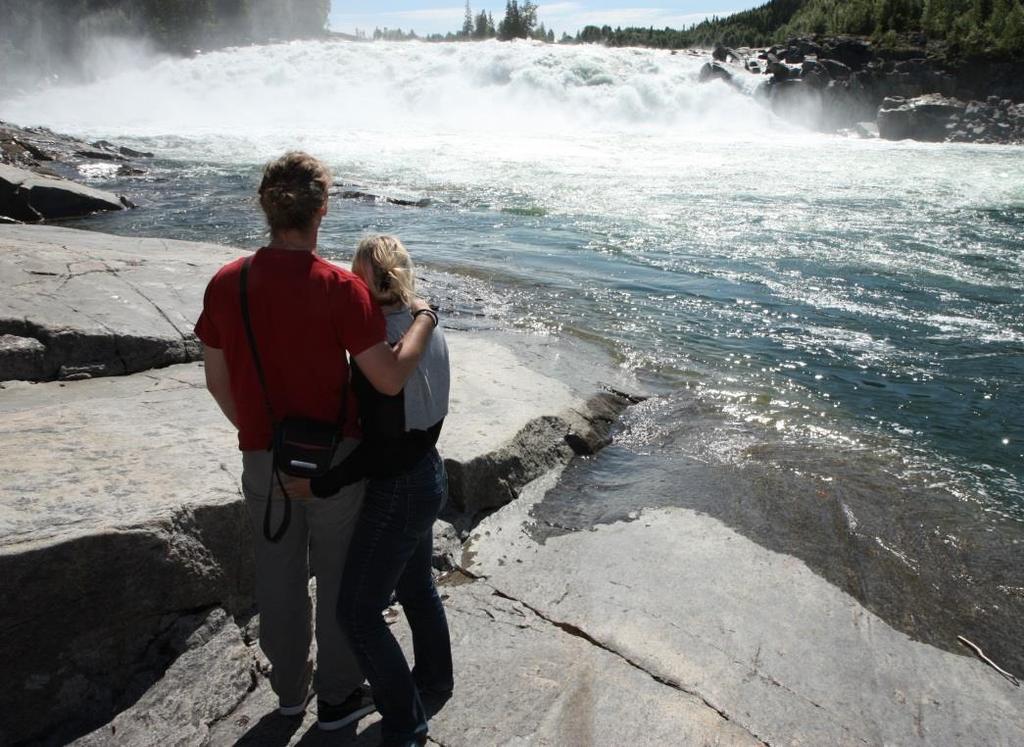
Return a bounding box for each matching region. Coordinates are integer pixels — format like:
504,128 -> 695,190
194,248 -> 385,451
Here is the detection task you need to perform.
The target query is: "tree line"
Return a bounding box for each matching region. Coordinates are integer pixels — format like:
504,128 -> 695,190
571,0 -> 1024,57
371,2 -> 555,44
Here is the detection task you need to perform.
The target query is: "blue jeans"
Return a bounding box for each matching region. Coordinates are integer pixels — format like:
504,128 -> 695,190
338,449 -> 454,745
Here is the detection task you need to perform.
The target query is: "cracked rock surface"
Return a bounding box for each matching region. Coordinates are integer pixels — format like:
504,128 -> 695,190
1,333 -> 627,743
91,578 -> 753,747
463,471 -> 1024,746
0,224 -> 232,381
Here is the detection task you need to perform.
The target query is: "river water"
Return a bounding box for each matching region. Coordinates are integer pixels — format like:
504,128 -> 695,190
3,39 -> 1022,668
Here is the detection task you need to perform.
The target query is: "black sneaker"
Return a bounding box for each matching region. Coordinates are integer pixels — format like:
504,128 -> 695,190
317,685 -> 375,731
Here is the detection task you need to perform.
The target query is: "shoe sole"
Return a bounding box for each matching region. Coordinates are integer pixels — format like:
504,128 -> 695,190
278,702 -> 307,717
317,703 -> 375,731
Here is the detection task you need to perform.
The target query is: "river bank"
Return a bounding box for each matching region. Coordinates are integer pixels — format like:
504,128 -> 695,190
0,224 -> 640,745
2,225 -> 1020,746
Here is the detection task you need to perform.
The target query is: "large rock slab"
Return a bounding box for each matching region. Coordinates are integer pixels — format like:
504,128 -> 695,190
199,581 -> 761,746
0,346 -> 620,744
0,224 -> 233,381
465,478 -> 1024,746
877,94 -> 967,142
74,608 -> 258,747
0,365 -> 253,746
0,163 -> 127,222
0,224 -> 634,744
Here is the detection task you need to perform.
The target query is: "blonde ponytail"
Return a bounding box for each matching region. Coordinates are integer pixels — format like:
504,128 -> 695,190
353,235 -> 416,306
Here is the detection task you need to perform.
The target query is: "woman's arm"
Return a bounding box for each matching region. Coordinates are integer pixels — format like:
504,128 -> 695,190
353,299 -> 435,396
202,344 -> 239,428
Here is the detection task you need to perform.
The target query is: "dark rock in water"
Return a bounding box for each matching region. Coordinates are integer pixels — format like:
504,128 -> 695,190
117,164 -> 147,177
337,189 -> 431,208
712,43 -> 734,62
699,61 -> 734,85
821,37 -> 872,70
878,94 -> 967,142
767,59 -> 794,82
801,59 -> 831,89
118,145 -> 154,158
787,37 -> 823,59
0,163 -> 127,222
819,58 -> 852,80
74,149 -> 127,162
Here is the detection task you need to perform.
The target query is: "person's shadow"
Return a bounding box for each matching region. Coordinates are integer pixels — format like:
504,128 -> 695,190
235,714 -> 382,746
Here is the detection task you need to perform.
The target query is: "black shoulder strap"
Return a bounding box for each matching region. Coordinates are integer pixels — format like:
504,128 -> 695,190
241,255 -> 290,543
240,255 -> 276,429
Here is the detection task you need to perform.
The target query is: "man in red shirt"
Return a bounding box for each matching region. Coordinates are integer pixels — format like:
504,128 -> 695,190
195,152 -> 436,731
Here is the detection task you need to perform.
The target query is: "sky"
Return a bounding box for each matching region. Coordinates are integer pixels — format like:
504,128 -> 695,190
329,1 -> 754,38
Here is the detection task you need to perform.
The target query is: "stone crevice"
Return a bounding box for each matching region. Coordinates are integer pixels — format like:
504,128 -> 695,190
488,586 -> 774,747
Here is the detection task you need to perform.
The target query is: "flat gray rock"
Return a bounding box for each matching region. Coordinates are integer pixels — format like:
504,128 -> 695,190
466,476 -> 1024,746
0,224 -> 634,744
0,224 -> 233,381
74,608 -> 256,747
200,581 -> 759,746
0,163 -> 126,222
0,348 -> 617,744
0,365 -> 254,746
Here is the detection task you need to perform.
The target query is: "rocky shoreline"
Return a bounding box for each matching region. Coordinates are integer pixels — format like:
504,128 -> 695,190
700,35 -> 1024,144
0,224 -> 641,745
2,226 -> 1022,744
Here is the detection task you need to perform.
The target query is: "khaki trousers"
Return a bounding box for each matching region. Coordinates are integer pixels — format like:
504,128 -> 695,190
241,440 -> 364,706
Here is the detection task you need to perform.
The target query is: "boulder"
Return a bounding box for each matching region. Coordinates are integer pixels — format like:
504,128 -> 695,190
819,57 -> 852,80
0,163 -> 126,222
877,94 -> 967,142
0,225 -> 221,381
698,61 -> 734,85
786,37 -> 823,58
801,59 -> 831,89
73,609 -> 258,747
821,37 -> 872,70
711,43 -> 734,62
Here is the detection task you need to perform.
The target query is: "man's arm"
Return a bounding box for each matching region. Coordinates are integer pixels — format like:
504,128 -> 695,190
202,344 -> 239,427
353,300 -> 435,396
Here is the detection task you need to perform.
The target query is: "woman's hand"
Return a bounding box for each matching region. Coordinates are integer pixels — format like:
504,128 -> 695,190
279,474 -> 314,501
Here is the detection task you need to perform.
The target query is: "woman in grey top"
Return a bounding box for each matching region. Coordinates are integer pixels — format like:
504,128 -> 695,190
314,235 -> 453,747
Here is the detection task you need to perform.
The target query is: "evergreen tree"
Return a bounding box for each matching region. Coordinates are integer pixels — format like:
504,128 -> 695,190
1002,0 -> 1024,52
462,1 -> 474,38
474,10 -> 488,38
498,0 -> 538,39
